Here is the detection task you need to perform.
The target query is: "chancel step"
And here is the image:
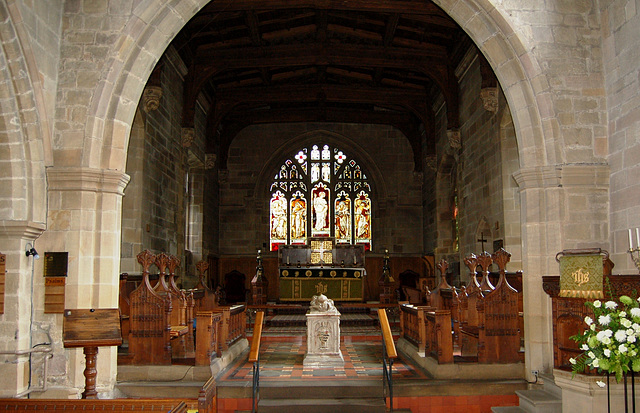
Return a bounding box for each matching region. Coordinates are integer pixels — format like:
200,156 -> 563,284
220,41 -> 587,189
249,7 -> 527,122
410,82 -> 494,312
492,373 -> 562,413
256,380 -> 386,413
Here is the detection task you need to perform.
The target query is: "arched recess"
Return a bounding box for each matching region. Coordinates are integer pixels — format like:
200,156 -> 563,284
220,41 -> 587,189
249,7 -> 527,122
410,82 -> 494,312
0,1 -> 49,224
120,109 -> 146,274
435,152 -> 458,261
499,106 -> 523,269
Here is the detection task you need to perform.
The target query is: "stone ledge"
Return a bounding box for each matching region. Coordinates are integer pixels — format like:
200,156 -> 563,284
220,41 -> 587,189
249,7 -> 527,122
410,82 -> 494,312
397,337 -> 525,380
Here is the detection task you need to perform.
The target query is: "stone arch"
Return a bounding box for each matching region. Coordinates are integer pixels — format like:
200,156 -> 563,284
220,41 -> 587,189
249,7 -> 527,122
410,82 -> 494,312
432,0 -> 551,169
87,0 -> 551,175
0,2 -> 49,224
255,129 -> 389,203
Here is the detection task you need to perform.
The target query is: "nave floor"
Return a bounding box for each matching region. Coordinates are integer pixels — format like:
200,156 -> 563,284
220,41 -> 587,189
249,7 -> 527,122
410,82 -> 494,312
214,329 -> 524,413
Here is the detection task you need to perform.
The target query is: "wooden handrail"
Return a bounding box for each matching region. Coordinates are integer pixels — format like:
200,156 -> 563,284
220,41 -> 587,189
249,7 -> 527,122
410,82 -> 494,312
378,308 -> 397,359
248,311 -> 264,363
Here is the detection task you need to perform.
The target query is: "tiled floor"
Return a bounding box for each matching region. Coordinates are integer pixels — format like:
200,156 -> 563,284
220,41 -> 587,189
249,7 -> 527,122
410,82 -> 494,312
219,334 -> 428,381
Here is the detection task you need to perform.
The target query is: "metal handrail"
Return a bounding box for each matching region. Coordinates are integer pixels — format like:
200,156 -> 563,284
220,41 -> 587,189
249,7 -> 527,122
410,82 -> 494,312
378,308 -> 397,411
248,311 -> 265,413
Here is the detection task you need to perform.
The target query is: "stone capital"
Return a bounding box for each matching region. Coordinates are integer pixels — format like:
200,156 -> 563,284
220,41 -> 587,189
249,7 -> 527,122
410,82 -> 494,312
205,153 -> 216,169
142,85 -> 163,112
425,155 -> 437,171
513,164 -> 609,190
480,87 -> 498,112
0,220 -> 46,240
47,167 -> 130,195
182,127 -> 195,148
447,129 -> 461,150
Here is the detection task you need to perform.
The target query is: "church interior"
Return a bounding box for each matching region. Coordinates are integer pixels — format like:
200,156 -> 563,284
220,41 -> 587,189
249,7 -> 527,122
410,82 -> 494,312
1,0 -> 640,412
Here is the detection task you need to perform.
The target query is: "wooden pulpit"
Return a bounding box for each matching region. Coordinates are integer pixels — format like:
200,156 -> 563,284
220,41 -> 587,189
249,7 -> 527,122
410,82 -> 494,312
63,308 -> 122,399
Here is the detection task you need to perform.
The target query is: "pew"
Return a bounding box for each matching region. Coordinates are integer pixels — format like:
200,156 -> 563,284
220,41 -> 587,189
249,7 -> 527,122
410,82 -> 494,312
459,253 -> 486,358
196,310 -> 223,366
476,248 -> 522,363
199,375 -> 218,413
128,250 -> 172,365
0,398 -> 197,411
193,260 -> 220,312
399,303 -> 454,364
216,304 -> 247,352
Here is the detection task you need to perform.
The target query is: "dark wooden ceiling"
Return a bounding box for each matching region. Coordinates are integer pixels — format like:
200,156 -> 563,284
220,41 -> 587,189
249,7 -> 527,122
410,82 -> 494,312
169,0 -> 476,171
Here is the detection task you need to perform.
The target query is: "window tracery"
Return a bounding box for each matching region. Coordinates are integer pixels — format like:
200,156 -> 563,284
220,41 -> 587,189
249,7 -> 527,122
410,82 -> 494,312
269,144 -> 372,250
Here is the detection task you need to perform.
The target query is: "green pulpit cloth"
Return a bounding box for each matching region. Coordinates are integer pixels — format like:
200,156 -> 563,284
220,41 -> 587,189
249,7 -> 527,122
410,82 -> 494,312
558,254 -> 604,298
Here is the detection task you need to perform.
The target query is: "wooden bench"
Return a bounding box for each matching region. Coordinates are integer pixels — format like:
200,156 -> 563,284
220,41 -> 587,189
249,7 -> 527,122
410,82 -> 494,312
199,376 -> 218,413
128,250 -> 172,365
0,398 -> 197,411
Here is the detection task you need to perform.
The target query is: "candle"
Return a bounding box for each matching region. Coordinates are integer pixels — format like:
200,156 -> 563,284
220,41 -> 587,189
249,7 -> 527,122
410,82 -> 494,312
636,228 -> 639,250
630,229 -> 634,250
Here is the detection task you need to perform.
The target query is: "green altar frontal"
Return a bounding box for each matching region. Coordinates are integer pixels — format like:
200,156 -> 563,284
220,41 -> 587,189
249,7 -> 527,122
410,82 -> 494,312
278,267 -> 364,302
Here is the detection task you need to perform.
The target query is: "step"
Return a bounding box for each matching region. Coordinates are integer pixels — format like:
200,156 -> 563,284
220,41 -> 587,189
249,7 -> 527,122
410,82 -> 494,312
258,397 -> 387,413
259,380 -> 382,400
492,407 -> 527,413
538,372 -> 562,399
115,381 -> 203,398
515,388 -> 562,413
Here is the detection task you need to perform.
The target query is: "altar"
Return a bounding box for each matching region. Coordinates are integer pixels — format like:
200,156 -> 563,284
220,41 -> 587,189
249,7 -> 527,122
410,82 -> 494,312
278,238 -> 366,302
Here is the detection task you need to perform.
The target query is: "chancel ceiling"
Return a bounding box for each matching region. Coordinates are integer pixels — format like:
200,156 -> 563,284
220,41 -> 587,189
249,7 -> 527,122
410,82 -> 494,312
167,0 -> 487,171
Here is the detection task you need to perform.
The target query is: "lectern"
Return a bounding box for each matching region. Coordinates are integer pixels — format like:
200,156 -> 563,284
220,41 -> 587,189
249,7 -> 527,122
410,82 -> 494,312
63,308 -> 122,399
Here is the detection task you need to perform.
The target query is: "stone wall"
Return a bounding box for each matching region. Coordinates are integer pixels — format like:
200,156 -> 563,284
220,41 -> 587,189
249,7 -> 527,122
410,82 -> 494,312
601,0 -> 640,272
222,123 -> 423,257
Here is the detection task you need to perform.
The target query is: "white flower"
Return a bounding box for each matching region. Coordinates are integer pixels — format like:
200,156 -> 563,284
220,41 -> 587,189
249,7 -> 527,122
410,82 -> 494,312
620,311 -> 627,318
592,358 -> 600,368
581,344 -> 589,351
628,334 -> 637,344
634,323 -> 640,332
615,330 -> 628,342
631,308 -> 640,318
570,357 -> 576,364
599,315 -> 612,325
605,301 -> 618,309
591,324 -> 597,331
604,329 -> 613,337
588,351 -> 596,359
622,318 -> 633,328
594,300 -> 602,308
597,380 -> 606,388
596,331 -> 607,342
619,344 -> 628,353
585,316 -> 593,325
604,349 -> 611,357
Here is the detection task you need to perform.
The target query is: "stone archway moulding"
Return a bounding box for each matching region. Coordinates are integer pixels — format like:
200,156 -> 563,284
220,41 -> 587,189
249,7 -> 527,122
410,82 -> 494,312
88,0 -> 551,174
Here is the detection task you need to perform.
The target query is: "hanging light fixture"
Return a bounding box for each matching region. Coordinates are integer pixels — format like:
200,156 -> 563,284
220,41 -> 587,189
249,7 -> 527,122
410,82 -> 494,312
25,242 -> 39,259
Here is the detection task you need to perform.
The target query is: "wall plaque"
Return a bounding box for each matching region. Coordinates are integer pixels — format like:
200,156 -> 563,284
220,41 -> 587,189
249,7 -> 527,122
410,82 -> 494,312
44,252 -> 68,277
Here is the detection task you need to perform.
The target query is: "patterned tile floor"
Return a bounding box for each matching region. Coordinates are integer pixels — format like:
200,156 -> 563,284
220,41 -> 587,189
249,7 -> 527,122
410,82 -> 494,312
218,335 -> 430,382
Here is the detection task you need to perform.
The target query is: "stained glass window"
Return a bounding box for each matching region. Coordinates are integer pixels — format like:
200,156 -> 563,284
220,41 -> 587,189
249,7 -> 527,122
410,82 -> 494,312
269,144 -> 372,250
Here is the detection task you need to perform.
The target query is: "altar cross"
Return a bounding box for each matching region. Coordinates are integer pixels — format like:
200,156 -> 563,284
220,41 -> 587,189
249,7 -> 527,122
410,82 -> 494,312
310,239 -> 333,264
477,232 -> 488,251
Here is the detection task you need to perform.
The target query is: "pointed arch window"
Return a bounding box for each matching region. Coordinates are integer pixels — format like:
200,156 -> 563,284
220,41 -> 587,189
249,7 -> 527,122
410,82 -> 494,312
270,144 -> 372,251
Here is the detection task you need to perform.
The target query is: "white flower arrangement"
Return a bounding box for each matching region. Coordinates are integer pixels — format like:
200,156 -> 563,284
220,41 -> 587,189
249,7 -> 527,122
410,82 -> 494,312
571,296 -> 640,383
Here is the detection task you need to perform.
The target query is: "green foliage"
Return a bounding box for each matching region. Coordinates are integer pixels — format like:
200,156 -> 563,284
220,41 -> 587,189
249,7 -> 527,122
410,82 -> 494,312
571,294 -> 640,383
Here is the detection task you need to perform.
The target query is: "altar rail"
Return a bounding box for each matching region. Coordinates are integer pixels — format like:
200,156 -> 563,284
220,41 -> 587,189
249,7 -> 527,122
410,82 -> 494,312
196,311 -> 223,366
0,398 -> 196,412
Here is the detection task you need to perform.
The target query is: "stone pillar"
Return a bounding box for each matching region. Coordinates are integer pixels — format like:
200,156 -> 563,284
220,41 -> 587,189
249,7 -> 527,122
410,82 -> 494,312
42,167 -> 129,396
514,164 -> 609,382
0,221 -> 46,397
